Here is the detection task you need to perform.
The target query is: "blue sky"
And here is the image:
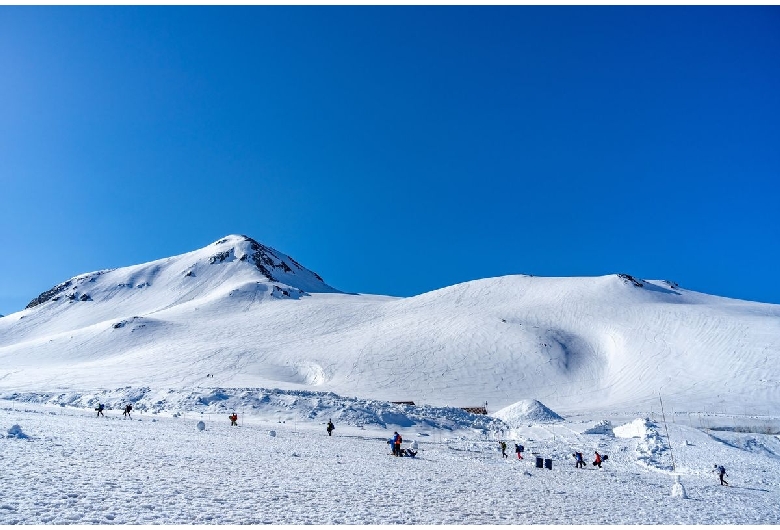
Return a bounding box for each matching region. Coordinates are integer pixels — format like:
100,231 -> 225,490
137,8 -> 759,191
1,6 -> 779,315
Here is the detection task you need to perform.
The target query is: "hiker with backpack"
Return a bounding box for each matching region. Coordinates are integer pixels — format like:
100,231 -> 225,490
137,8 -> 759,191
573,452 -> 585,468
499,441 -> 508,458
715,464 -> 728,486
229,413 -> 238,426
327,419 -> 335,436
95,403 -> 105,417
123,404 -> 132,418
514,443 -> 524,460
593,451 -> 603,468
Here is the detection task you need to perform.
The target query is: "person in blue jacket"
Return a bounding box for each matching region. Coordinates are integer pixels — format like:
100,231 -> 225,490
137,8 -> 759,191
392,432 -> 401,457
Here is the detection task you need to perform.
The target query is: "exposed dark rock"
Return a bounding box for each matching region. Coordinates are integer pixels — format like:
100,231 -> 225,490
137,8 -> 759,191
26,280 -> 73,309
209,251 -> 231,264
618,274 -> 644,288
27,270 -> 113,309
79,294 -> 92,302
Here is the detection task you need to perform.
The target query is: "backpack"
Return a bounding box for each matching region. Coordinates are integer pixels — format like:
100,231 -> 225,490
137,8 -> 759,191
517,445 -> 524,453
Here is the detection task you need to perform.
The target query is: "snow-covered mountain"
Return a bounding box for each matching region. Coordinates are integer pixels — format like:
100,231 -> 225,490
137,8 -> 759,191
1,235 -> 779,416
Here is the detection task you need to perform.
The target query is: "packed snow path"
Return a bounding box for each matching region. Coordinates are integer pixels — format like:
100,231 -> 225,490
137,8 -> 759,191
2,404 -> 778,524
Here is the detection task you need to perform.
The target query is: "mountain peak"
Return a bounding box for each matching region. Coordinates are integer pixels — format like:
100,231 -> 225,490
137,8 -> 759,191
205,234 -> 337,293
25,235 -> 339,310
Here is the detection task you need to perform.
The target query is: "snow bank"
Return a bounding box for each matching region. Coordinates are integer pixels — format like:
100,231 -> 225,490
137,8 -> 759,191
614,418 -> 652,438
614,418 -> 672,471
583,419 -> 614,435
0,387 -> 508,434
491,399 -> 563,426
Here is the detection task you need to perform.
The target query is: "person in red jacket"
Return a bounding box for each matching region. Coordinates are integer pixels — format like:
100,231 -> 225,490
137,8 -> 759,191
593,451 -> 602,468
393,432 -> 403,456
229,413 -> 238,426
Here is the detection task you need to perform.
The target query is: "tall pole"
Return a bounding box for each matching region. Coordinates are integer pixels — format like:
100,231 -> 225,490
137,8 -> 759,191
659,394 -> 676,472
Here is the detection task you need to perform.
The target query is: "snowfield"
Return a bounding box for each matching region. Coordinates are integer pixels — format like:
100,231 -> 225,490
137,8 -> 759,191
2,400 -> 779,524
1,234 -> 779,523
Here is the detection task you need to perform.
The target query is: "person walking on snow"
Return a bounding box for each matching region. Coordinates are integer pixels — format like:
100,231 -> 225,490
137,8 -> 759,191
593,451 -> 602,468
515,443 -> 524,460
715,465 -> 728,486
327,419 -> 335,436
95,403 -> 105,417
229,413 -> 238,426
123,404 -> 132,418
500,441 -> 508,458
574,452 -> 585,468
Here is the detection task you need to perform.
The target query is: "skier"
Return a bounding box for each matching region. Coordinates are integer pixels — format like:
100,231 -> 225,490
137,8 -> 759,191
515,443 -> 524,460
573,452 -> 585,468
95,403 -> 105,417
715,464 -> 728,486
229,413 -> 238,426
123,404 -> 132,418
500,441 -> 508,458
327,419 -> 335,436
593,451 -> 602,468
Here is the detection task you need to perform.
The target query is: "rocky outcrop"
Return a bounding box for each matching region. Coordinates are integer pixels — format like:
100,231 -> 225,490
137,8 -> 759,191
26,271 -> 110,309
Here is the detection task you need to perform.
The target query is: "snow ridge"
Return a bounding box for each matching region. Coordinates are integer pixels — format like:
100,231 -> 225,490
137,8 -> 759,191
1,387 -> 506,433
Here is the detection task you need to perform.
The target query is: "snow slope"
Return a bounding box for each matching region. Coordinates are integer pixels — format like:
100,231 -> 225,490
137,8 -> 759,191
1,235 -> 779,417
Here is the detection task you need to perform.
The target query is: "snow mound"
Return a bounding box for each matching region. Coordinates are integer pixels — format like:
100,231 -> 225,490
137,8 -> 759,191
614,418 -> 672,471
614,418 -> 653,438
6,424 -> 29,439
670,475 -> 688,499
583,420 -> 614,435
492,399 -> 564,426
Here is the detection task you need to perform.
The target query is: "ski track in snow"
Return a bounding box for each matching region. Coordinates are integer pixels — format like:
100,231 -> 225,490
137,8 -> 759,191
2,403 -> 779,524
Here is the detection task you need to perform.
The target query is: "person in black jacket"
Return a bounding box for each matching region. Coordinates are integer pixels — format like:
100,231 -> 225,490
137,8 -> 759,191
715,464 -> 728,486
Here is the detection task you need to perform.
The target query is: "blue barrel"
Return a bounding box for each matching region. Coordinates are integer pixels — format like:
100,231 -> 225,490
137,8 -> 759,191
544,458 -> 553,470
535,456 -> 544,468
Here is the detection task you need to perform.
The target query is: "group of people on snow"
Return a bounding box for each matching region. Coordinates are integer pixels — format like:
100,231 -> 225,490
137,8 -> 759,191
499,441 -> 524,459
572,451 -> 607,468
94,403 -> 133,418
91,404 -> 735,487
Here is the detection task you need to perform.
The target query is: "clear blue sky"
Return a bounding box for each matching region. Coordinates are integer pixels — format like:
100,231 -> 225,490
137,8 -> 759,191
1,6 -> 779,316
